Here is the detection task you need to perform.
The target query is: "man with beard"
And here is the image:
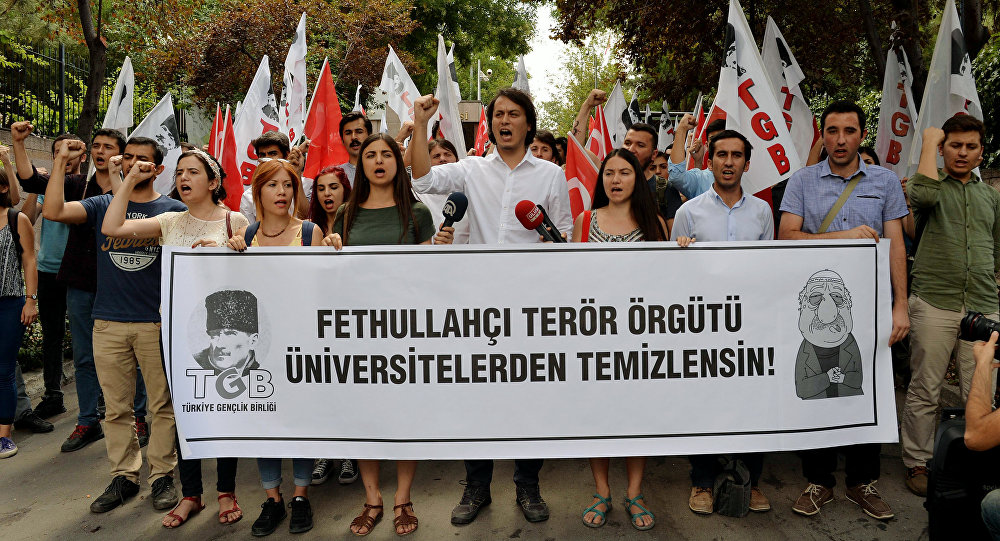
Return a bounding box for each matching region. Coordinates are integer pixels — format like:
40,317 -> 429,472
410,89 -> 570,524
42,137 -> 186,514
778,100 -> 909,521
793,270 -> 863,400
337,111 -> 372,185
673,130 -> 773,516
11,123 -> 151,453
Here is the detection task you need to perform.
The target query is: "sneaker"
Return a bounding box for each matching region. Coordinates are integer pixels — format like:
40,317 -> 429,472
136,419 -> 149,448
150,476 -> 179,510
90,475 -> 140,513
791,483 -> 834,516
33,397 -> 66,418
338,459 -> 359,485
288,496 -> 313,534
749,486 -> 771,512
451,483 -> 492,525
14,412 -> 54,433
905,466 -> 929,497
311,459 -> 331,485
61,424 -> 104,452
846,481 -> 894,520
515,484 -> 549,522
251,497 -> 287,537
688,486 -> 713,514
0,437 -> 17,458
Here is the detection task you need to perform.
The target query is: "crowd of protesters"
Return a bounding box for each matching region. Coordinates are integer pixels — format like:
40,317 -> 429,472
1,83 -> 998,538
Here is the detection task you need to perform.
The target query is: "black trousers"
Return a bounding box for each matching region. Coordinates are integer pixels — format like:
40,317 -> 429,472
176,434 -> 238,497
38,272 -> 66,400
465,459 -> 543,487
800,443 -> 881,488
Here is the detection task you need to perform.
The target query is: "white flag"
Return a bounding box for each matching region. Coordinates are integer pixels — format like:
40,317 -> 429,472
657,101 -> 674,152
643,104 -> 652,125
875,49 -> 919,175
435,35 -> 467,159
352,82 -> 364,113
626,90 -> 640,127
908,0 -> 983,172
234,56 -> 281,185
279,13 -> 307,146
447,44 -> 462,100
712,0 -> 801,194
102,57 -> 134,134
379,46 -> 422,124
603,81 -> 628,148
129,93 -> 180,195
761,16 -> 811,169
512,56 -> 530,95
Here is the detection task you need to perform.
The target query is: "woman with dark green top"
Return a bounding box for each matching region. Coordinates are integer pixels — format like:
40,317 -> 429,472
324,133 -> 451,536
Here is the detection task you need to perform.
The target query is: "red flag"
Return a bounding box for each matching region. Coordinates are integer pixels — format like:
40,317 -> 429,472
303,58 -> 349,180
473,106 -> 489,156
586,106 -> 614,161
208,103 -> 222,158
220,106 -> 242,211
565,133 -> 599,219
694,99 -> 726,169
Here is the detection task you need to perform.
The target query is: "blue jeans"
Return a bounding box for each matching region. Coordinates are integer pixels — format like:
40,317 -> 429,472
67,288 -> 147,425
14,361 -> 31,421
257,458 -> 314,490
984,489 -> 1000,540
0,296 -> 25,425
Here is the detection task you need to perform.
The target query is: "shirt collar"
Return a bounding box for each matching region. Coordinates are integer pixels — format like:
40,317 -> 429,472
820,155 -> 868,181
487,148 -> 536,171
709,184 -> 746,208
942,169 -> 982,183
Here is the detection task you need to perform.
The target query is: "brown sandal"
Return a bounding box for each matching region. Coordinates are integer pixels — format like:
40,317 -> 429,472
217,492 -> 242,524
350,503 -> 383,536
163,496 -> 205,528
393,502 -> 418,536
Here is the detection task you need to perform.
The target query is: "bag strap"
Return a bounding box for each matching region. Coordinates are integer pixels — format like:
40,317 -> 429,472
817,172 -> 863,234
581,210 -> 592,243
301,220 -> 315,246
244,221 -> 261,245
226,211 -> 232,239
7,208 -> 23,270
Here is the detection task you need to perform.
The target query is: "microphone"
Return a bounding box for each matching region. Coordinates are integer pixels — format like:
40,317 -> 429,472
515,200 -> 563,242
536,205 -> 565,243
441,192 -> 469,229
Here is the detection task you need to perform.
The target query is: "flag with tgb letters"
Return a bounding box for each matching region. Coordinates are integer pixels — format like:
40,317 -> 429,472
907,0 -> 983,173
875,48 -> 919,176
565,133 -> 599,219
129,93 -> 181,195
435,35 -> 467,159
234,56 -> 281,185
761,16 -> 812,170
710,0 -> 800,195
279,12 -> 307,146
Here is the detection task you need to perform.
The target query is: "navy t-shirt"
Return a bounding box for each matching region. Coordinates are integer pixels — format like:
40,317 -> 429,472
82,194 -> 187,322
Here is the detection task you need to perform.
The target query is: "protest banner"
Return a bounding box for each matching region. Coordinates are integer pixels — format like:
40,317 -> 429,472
163,240 -> 897,460
761,16 -> 814,169
875,48 -> 919,175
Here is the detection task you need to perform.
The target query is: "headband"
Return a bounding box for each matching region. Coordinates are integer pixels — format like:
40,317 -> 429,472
189,149 -> 222,181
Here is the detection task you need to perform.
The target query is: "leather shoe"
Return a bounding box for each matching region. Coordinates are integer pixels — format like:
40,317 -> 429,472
451,483 -> 491,525
33,397 -> 66,418
515,484 -> 549,522
14,412 -> 53,433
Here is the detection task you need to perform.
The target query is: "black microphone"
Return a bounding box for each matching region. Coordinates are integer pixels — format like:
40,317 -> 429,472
515,200 -> 561,243
536,204 -> 565,243
441,192 -> 469,229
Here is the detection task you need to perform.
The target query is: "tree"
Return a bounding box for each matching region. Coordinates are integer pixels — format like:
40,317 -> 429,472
75,0 -> 106,140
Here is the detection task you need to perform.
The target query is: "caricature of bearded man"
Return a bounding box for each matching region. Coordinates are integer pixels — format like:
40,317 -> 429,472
794,270 -> 864,400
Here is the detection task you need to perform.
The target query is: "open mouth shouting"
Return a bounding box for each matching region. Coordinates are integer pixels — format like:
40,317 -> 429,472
273,197 -> 288,209
322,198 -> 337,211
178,183 -> 193,196
498,129 -> 513,143
373,166 -> 387,179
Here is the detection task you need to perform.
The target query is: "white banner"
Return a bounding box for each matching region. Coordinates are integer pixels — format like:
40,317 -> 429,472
102,56 -> 134,134
279,12 -> 307,146
875,48 -> 919,175
162,241 -> 897,460
761,16 -> 811,169
379,46 -> 421,124
603,81 -> 628,149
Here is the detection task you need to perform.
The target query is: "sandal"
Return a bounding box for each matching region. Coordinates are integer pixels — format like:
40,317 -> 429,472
582,493 -> 613,528
624,493 -> 655,531
350,502 -> 383,536
393,502 -> 419,536
217,492 -> 243,524
163,496 -> 205,528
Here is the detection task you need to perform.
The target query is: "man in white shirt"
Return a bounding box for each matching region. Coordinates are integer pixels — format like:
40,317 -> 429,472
410,89 -> 572,245
410,89 -> 570,525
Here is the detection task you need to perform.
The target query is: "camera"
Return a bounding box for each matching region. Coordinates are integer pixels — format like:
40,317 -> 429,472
960,311 -> 1000,357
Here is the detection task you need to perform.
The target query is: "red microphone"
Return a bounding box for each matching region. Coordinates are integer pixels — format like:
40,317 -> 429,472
515,200 -> 562,242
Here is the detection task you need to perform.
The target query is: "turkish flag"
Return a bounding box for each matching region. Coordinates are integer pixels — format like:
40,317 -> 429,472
302,58 -> 349,180
473,106 -> 489,156
586,106 -> 614,161
566,133 -> 599,219
208,103 -> 222,159
220,106 -> 242,211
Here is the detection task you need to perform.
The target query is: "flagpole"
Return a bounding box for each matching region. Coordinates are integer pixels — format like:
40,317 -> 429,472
477,60 -> 481,102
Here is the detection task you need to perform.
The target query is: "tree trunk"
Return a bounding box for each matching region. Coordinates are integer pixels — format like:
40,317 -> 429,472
891,0 -> 925,105
76,0 -> 107,141
860,0 -> 886,83
961,0 -> 990,60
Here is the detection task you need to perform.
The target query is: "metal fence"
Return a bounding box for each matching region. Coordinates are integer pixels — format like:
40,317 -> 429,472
0,39 -> 150,138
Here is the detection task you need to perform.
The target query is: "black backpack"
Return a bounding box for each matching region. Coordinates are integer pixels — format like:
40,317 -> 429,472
713,457 -> 751,517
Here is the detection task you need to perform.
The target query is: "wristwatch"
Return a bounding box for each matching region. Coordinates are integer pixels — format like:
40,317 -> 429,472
28,293 -> 38,301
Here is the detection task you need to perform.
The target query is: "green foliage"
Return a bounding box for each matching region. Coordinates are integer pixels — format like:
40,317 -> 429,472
975,34 -> 1000,168
453,56 -> 517,103
17,318 -> 73,371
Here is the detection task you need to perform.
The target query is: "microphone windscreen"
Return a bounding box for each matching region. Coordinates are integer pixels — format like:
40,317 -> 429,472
514,199 -> 543,231
442,192 -> 469,223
